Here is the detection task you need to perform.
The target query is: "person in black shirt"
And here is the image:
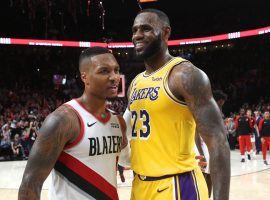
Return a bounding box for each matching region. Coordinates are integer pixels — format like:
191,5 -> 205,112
235,108 -> 253,162
254,110 -> 262,154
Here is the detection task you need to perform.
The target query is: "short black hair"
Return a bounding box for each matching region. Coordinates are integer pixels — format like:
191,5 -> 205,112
79,47 -> 111,67
137,8 -> 170,27
213,90 -> 227,101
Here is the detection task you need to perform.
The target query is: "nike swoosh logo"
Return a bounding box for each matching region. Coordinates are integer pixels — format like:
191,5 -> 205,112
157,186 -> 169,193
87,122 -> 97,127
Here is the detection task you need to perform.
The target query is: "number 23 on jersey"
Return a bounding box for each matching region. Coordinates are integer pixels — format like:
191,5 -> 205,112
131,110 -> 151,139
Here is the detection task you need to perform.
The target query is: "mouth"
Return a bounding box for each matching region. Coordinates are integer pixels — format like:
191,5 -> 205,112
108,85 -> 118,93
134,42 -> 145,51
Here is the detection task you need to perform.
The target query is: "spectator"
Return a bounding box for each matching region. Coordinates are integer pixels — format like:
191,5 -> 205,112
258,111 -> 270,165
11,134 -> 26,160
235,108 -> 253,162
0,134 -> 12,159
225,118 -> 236,150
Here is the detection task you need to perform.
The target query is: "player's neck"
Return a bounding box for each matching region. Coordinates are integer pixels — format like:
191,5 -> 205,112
79,93 -> 107,116
144,50 -> 172,75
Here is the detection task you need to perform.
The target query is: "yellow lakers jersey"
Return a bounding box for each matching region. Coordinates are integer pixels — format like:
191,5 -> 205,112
129,57 -> 198,176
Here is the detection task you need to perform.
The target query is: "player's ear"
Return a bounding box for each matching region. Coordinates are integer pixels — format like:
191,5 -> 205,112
163,26 -> 171,41
81,72 -> 88,84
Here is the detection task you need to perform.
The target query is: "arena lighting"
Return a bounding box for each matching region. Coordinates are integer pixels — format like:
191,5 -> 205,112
139,0 -> 158,2
0,26 -> 269,48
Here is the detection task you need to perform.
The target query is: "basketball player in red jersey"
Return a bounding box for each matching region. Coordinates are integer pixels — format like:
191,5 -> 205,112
19,47 -> 127,200
246,109 -> 258,156
235,108 -> 253,162
258,110 -> 270,165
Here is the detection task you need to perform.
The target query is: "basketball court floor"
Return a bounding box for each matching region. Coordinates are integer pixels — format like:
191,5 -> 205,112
0,150 -> 269,200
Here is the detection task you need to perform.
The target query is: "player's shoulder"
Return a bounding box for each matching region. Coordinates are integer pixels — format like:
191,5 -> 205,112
172,60 -> 207,79
41,105 -> 80,139
45,105 -> 79,127
54,104 -> 78,118
169,59 -> 211,98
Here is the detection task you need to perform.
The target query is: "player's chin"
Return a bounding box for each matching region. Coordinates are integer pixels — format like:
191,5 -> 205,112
135,50 -> 144,57
134,51 -> 146,60
106,92 -> 118,98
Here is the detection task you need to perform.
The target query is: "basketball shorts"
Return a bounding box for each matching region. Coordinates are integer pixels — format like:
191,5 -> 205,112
131,167 -> 208,200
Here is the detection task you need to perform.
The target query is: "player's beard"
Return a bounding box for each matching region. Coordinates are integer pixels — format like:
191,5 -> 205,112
134,33 -> 162,60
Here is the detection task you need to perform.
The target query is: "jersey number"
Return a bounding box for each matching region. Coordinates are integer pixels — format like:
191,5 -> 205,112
131,110 -> 151,139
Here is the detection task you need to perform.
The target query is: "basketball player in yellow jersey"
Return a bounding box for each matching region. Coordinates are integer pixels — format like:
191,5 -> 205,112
127,9 -> 230,200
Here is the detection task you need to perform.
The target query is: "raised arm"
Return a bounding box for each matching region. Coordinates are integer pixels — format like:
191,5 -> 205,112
168,62 -> 230,200
18,106 -> 80,200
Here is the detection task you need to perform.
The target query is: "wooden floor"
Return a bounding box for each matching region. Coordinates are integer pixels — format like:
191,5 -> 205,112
1,150 -> 269,199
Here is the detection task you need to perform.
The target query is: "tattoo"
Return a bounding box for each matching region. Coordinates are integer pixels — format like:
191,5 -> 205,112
19,106 -> 80,200
180,63 -> 211,103
179,63 -> 216,135
177,62 -> 230,200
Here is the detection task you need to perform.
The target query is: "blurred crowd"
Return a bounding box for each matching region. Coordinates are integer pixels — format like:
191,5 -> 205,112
0,87 -> 127,160
0,88 -> 63,160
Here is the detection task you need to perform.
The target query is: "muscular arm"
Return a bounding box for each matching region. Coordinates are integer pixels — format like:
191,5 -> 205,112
18,106 -> 80,200
169,62 -> 230,200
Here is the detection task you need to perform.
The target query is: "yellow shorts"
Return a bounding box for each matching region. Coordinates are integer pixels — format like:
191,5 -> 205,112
131,167 -> 208,200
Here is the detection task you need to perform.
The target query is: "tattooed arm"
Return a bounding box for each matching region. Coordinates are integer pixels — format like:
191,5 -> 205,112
168,62 -> 230,200
18,106 -> 80,200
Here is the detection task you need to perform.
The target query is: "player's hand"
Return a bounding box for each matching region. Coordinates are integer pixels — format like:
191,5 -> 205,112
261,138 -> 265,143
195,155 -> 207,172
